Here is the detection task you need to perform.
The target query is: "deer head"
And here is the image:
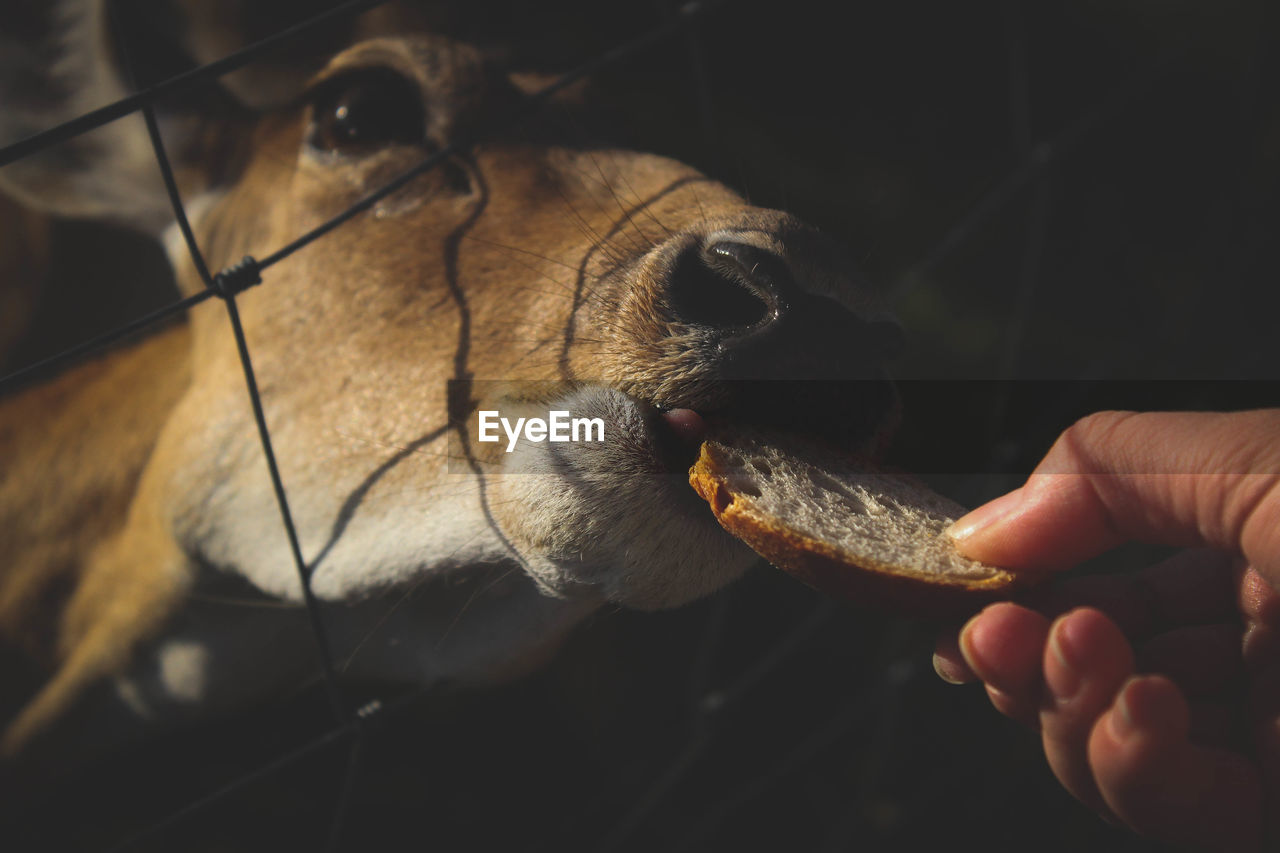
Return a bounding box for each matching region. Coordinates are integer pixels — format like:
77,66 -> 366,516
0,1 -> 901,763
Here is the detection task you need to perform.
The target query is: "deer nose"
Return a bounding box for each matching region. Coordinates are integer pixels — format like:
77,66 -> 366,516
668,239 -> 903,365
662,236 -> 903,447
668,241 -> 788,336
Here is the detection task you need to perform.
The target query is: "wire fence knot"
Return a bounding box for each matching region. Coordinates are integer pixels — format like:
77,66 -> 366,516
211,255 -> 263,299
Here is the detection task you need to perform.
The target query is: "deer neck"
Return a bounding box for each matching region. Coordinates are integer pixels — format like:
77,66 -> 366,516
0,324 -> 192,666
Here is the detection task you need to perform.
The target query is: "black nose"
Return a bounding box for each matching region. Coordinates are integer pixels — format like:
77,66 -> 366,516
663,237 -> 903,447
667,241 -> 790,336
667,239 -> 902,367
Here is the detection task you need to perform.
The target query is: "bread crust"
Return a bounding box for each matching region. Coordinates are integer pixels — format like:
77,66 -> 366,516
689,441 -> 1023,616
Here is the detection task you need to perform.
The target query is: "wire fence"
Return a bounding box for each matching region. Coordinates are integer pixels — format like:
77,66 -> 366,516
1,1 -> 741,848
1,0 -> 1277,850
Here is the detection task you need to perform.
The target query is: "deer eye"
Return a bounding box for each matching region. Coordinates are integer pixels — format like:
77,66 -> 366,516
307,68 -> 426,155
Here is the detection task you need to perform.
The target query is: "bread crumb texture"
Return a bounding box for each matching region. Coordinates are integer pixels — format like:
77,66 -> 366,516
690,431 -> 1020,611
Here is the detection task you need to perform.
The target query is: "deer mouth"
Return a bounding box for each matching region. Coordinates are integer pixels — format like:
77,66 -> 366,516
652,407 -> 709,474
649,376 -> 900,479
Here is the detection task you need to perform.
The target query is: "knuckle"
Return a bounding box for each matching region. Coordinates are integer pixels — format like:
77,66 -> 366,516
1048,410 -> 1137,475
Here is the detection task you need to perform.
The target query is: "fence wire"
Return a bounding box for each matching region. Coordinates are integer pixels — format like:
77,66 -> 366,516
0,1 -> 735,849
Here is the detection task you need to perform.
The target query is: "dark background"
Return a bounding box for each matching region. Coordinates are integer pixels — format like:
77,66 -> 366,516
3,0 -> 1278,850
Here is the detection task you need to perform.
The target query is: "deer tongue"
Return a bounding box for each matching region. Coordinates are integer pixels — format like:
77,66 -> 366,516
659,408 -> 707,443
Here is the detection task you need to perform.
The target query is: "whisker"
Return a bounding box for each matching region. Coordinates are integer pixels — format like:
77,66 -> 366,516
433,564 -> 521,652
580,147 -> 666,249
460,234 -> 580,273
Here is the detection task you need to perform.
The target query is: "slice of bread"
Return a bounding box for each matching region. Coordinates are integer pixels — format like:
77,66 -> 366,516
689,431 -> 1021,614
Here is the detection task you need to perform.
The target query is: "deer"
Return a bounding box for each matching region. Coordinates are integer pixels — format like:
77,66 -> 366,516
0,0 -> 902,772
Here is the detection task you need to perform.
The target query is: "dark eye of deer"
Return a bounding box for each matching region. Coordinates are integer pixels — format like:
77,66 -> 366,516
308,68 -> 426,155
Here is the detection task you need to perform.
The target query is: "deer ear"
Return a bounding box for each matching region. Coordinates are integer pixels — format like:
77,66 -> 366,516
0,0 -> 251,237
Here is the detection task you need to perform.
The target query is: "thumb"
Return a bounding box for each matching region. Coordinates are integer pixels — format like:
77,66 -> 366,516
947,410 -> 1280,584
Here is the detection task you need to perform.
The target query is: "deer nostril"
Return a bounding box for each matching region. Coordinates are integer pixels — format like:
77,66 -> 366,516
667,242 -> 783,333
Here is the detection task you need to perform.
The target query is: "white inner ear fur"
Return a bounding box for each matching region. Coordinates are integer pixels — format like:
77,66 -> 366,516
160,191 -> 224,268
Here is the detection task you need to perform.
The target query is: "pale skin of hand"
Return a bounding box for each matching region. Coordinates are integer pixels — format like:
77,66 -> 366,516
932,409 -> 1280,851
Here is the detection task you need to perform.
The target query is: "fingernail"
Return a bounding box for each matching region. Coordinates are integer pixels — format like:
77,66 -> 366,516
1108,684 -> 1139,741
947,487 -> 1026,541
932,652 -> 966,685
1108,677 -> 1173,742
1045,616 -> 1082,701
957,612 -> 983,670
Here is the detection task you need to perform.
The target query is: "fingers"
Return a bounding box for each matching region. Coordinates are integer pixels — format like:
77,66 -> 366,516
935,549 -> 1237,687
1088,675 -> 1264,851
931,548 -> 1280,849
948,410 -> 1280,584
956,602 -> 1050,727
1239,565 -> 1280,629
1038,608 -> 1134,813
931,628 -> 972,684
945,601 -> 1258,842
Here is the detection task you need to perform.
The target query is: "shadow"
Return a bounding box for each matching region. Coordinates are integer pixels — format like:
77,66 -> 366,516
558,174 -> 718,377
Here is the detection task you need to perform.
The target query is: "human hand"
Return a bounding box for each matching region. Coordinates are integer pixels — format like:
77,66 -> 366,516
932,409 -> 1280,850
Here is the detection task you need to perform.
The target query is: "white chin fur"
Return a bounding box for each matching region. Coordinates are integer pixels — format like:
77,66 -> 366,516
488,386 -> 756,610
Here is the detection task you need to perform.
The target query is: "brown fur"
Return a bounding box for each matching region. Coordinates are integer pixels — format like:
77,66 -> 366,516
0,327 -> 192,751
0,19 -> 898,761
